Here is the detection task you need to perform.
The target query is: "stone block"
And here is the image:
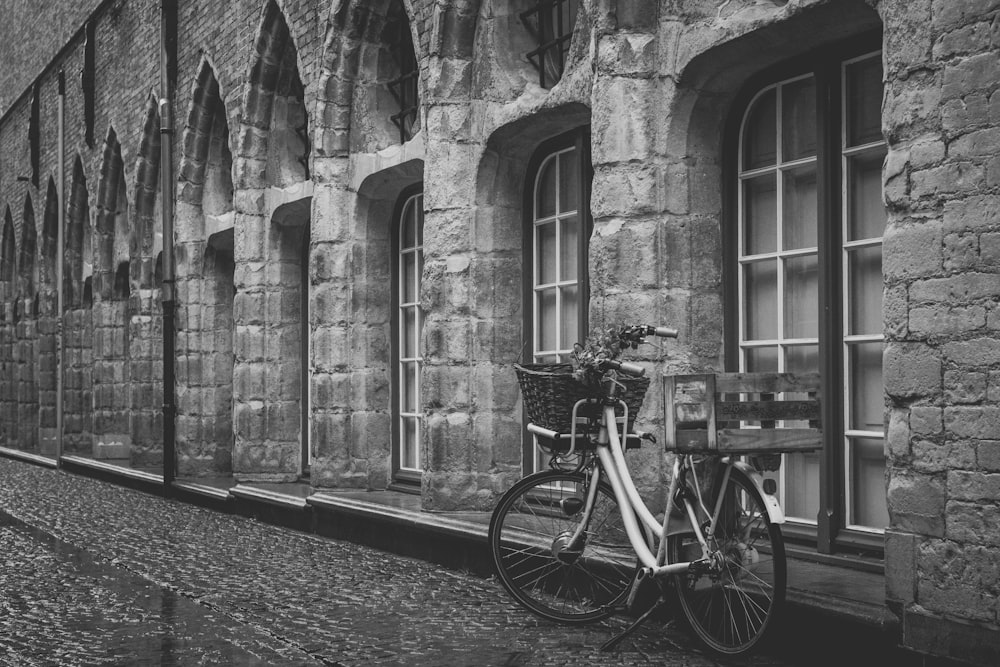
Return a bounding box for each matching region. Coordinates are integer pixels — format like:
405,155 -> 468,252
910,305 -> 986,337
944,369 -> 987,404
911,162 -> 985,198
910,406 -> 943,437
978,440 -> 1000,471
948,470 -> 1000,502
944,194 -> 1000,232
887,469 -> 946,536
943,232 -> 979,271
884,342 -> 942,399
887,408 -> 911,458
591,77 -> 657,164
913,439 -> 976,473
945,406 -> 1000,440
591,163 -> 661,218
883,221 -> 942,280
885,529 -> 917,604
942,51 -> 1000,101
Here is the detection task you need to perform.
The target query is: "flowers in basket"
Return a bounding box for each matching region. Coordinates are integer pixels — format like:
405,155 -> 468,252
570,326 -> 637,387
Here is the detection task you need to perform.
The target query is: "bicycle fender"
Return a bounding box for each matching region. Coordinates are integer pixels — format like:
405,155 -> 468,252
732,461 -> 785,525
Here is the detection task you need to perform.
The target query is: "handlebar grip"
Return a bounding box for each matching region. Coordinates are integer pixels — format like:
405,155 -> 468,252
606,360 -> 646,377
653,326 -> 679,338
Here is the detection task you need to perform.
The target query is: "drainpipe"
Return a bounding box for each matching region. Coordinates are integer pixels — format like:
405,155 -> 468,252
160,0 -> 177,487
56,70 -> 65,468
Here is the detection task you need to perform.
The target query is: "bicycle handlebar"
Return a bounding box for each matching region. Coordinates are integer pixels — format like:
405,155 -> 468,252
602,359 -> 646,377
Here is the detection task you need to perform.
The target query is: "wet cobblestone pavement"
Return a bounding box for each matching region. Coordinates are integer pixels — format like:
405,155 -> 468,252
0,459 -> 917,666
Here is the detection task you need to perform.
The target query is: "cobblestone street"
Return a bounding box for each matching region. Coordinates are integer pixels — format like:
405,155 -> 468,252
0,459 -> 917,666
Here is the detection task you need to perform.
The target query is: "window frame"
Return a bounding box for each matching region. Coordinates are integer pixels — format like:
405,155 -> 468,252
519,0 -> 578,89
521,127 -> 592,472
723,32 -> 884,556
390,183 -> 425,490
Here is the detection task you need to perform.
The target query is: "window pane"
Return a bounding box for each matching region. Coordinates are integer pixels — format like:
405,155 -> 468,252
745,346 -> 778,372
537,221 -> 557,284
848,245 -> 882,336
401,416 -> 420,470
402,307 -> 418,358
415,197 -> 424,245
784,451 -> 820,522
849,342 -> 883,432
785,344 -> 818,374
743,88 -> 777,170
745,260 -> 777,340
402,199 -> 416,248
537,288 -> 557,352
784,254 -> 818,338
846,57 -> 883,147
559,216 -> 578,281
560,285 -> 578,349
848,151 -> 886,242
536,157 -> 557,218
781,77 -> 817,161
401,252 -> 416,303
744,175 -> 777,255
783,165 -> 817,250
401,362 -> 418,412
559,149 -> 578,213
851,436 -> 889,528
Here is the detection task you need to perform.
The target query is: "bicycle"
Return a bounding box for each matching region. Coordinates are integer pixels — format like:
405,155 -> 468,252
488,324 -> 822,656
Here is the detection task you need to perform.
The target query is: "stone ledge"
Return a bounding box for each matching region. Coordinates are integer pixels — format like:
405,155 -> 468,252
0,446 -> 57,468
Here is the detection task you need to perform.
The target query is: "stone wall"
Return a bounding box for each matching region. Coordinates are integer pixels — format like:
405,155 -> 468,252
881,0 -> 1000,663
2,0 -> 1000,662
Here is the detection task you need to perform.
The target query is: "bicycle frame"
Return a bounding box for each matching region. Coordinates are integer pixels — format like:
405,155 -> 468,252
572,397 -> 781,580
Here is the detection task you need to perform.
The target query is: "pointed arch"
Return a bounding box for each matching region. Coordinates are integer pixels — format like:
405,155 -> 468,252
67,156 -> 90,309
42,178 -> 58,290
178,59 -> 234,221
134,95 -> 161,289
19,195 -> 37,299
95,127 -> 128,301
239,0 -> 309,189
1,207 -> 15,289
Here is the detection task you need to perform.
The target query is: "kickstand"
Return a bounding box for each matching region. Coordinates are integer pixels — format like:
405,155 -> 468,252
599,600 -> 664,652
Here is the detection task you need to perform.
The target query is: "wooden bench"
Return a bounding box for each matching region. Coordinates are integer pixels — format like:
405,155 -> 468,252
662,372 -> 822,454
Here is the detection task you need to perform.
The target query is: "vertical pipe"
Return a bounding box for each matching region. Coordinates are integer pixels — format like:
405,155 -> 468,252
160,0 -> 176,486
56,71 -> 65,467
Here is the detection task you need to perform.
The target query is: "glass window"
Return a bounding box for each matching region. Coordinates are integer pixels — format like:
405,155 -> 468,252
736,51 -> 886,540
396,192 -> 424,475
520,0 -> 578,88
526,131 -> 590,471
384,0 -> 419,143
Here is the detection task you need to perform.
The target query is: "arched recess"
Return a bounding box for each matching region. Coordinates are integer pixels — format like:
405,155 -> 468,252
92,127 -> 133,464
316,0 -> 427,158
16,196 -> 38,451
176,59 -> 236,477
232,0 -> 312,482
0,209 -> 16,445
415,103 -> 592,510
129,95 -> 164,469
63,156 -> 94,454
309,159 -> 424,490
39,178 -> 60,452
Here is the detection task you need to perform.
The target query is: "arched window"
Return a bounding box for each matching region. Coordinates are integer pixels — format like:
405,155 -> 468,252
524,128 -> 591,471
393,188 -> 424,484
520,0 -> 578,88
730,38 -> 886,550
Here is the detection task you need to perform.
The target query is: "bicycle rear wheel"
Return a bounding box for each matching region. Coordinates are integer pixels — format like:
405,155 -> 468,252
668,466 -> 786,655
489,469 -> 643,624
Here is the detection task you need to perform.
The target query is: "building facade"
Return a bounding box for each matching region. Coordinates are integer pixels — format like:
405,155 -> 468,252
0,0 -> 998,662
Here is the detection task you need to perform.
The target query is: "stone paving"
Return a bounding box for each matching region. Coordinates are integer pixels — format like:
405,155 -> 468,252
0,458 -> 921,666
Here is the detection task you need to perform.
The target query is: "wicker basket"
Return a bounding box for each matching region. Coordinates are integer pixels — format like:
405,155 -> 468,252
514,363 -> 650,436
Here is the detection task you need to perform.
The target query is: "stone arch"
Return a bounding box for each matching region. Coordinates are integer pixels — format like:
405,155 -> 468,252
128,95 -> 165,468
0,208 -> 14,445
63,156 -> 94,454
239,0 -> 310,189
16,195 -> 38,451
134,95 -> 161,291
654,0 -> 882,359
41,178 -> 58,291
231,0 -> 313,482
67,156 -> 90,309
175,60 -> 237,477
316,0 -> 427,158
19,196 -> 37,300
92,126 -> 132,464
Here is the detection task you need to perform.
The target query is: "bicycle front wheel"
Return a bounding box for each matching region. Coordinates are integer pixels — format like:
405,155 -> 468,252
488,469 -> 642,624
668,466 -> 786,655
